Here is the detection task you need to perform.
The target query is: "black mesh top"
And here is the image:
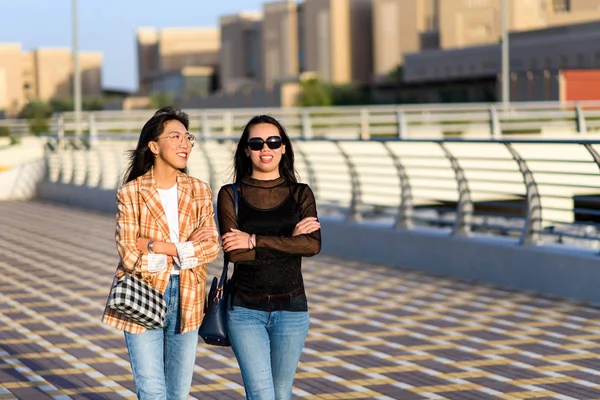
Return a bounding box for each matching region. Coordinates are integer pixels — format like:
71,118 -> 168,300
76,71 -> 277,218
217,177 -> 321,311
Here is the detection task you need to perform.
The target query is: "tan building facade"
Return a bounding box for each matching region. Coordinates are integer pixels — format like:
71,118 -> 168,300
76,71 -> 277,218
219,12 -> 263,92
262,1 -> 301,85
302,0 -> 373,84
136,27 -> 220,95
260,0 -> 372,86
373,0 -> 600,81
0,44 -> 102,116
0,44 -> 24,115
372,0 -> 433,80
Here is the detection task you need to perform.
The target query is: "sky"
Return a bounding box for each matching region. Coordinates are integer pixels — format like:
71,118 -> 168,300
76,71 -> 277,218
0,0 -> 267,92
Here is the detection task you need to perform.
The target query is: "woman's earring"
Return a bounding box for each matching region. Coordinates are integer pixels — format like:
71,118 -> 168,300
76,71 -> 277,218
153,153 -> 158,158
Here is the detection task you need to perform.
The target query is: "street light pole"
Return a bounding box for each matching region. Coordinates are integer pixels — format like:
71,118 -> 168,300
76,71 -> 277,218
72,0 -> 82,136
501,0 -> 509,106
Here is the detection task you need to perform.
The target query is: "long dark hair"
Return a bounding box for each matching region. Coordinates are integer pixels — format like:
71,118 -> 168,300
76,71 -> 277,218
233,115 -> 297,184
123,107 -> 189,184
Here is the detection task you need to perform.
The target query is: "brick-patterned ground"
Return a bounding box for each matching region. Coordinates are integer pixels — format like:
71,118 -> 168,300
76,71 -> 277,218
2,201 -> 600,400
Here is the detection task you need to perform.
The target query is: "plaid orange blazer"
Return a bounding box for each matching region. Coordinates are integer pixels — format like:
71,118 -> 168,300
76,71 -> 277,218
101,169 -> 220,334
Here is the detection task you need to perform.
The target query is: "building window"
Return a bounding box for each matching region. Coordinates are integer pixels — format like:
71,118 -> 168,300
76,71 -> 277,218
552,0 -> 571,12
576,54 -> 585,68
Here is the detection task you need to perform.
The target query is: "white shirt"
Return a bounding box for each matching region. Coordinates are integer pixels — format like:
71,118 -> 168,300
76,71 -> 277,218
148,184 -> 197,275
158,184 -> 180,274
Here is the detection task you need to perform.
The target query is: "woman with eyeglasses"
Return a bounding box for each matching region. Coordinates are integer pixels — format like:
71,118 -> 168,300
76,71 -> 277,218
217,115 -> 321,400
102,107 -> 220,399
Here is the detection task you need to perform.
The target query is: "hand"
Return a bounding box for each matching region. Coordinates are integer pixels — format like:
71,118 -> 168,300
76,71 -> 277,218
188,227 -> 218,242
221,228 -> 251,252
136,237 -> 151,252
292,217 -> 321,236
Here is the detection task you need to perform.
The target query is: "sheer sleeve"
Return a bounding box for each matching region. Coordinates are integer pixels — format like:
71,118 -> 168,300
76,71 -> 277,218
255,184 -> 321,257
217,185 -> 257,263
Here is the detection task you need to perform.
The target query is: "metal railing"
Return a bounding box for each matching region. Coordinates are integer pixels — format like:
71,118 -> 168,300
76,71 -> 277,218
5,101 -> 600,140
41,136 -> 600,252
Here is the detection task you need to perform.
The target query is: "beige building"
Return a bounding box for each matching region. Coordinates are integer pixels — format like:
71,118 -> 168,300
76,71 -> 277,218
0,44 -> 24,116
372,0 -> 600,81
262,1 -> 301,85
0,44 -> 102,116
136,27 -> 220,95
219,12 -> 263,92
546,0 -> 600,26
148,66 -> 215,98
302,0 -> 372,84
259,0 -> 373,86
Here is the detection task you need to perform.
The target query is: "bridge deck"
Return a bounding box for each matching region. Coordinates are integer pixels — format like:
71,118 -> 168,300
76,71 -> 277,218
2,202 -> 600,400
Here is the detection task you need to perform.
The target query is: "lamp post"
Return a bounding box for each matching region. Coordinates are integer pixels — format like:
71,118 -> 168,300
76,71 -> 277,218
501,0 -> 509,107
72,0 -> 82,136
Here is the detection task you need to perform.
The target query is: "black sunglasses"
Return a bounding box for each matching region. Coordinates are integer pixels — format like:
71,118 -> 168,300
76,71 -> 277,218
247,136 -> 283,151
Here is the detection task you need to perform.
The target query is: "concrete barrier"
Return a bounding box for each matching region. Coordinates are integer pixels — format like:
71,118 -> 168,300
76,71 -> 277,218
319,217 -> 600,304
0,160 -> 45,200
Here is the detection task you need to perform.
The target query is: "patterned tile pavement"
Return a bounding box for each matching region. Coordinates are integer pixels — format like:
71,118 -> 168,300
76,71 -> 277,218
2,201 -> 600,399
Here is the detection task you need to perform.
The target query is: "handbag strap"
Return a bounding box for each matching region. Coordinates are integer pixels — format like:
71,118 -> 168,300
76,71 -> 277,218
230,183 -> 239,219
220,183 -> 239,278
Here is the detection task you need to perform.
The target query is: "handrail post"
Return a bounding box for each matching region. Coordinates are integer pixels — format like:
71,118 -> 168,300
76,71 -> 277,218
576,103 -> 587,134
200,112 -> 210,138
583,143 -> 600,255
223,111 -> 233,136
489,105 -> 501,139
383,142 -> 413,228
57,114 -> 65,148
360,108 -> 369,140
396,108 -> 407,139
295,145 -> 318,196
504,142 -> 542,245
439,143 -> 473,236
301,109 -> 313,139
88,113 -> 98,148
197,140 -> 217,194
334,141 -> 362,222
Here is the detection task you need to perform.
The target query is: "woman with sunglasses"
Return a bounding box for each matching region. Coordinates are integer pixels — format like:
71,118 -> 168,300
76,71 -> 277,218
102,107 -> 220,399
217,115 -> 321,400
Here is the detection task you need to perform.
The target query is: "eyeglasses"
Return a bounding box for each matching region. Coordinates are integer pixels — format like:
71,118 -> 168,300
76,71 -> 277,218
247,136 -> 283,151
157,132 -> 196,147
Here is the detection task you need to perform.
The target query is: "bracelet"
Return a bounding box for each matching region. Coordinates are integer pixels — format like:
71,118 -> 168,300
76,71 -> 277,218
148,240 -> 156,254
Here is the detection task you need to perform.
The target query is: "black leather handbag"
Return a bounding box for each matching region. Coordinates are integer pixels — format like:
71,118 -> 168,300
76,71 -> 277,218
199,184 -> 238,347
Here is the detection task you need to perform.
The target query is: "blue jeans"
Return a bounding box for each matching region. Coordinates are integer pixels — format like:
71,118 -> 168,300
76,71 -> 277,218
124,275 -> 199,400
227,306 -> 309,400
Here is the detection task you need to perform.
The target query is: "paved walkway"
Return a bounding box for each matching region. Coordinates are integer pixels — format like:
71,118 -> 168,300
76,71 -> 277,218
2,202 -> 600,399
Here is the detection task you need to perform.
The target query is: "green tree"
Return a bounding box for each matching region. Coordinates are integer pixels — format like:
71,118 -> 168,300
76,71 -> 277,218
329,84 -> 370,106
297,78 -> 332,107
388,65 -> 404,83
83,98 -> 105,111
18,101 -> 53,134
49,98 -> 74,112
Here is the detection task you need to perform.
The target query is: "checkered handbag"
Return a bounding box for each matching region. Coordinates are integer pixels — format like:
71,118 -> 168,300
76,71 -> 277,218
107,274 -> 167,329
